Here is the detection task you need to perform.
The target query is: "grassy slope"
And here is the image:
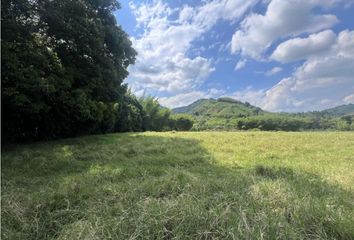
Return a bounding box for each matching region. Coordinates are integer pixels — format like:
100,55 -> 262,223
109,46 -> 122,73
320,104 -> 354,116
2,132 -> 354,239
173,98 -> 262,118
173,98 -> 265,130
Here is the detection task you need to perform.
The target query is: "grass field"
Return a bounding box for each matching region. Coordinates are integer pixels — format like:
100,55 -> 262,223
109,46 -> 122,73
2,132 -> 354,239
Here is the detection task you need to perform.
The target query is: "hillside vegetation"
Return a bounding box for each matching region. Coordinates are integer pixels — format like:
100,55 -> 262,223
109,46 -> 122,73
319,103 -> 354,116
173,98 -> 264,117
2,132 -> 354,239
173,98 -> 354,131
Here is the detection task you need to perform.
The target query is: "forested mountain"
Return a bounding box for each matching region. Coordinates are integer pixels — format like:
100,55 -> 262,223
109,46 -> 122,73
318,104 -> 354,116
173,98 -> 264,117
174,98 -> 354,118
173,98 -> 354,131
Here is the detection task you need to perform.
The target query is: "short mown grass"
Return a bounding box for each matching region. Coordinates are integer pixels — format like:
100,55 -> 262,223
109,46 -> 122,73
2,132 -> 354,239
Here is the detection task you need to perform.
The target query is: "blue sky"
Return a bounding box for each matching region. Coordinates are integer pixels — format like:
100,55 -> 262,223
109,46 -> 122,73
115,0 -> 354,112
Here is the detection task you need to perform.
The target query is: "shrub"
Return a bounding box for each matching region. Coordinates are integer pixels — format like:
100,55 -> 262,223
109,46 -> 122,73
169,114 -> 194,131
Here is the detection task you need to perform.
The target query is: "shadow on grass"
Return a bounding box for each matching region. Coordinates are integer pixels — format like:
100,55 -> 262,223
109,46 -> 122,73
2,133 -> 354,239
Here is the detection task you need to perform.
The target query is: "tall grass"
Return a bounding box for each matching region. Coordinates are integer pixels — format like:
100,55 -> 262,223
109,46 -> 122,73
2,132 -> 354,239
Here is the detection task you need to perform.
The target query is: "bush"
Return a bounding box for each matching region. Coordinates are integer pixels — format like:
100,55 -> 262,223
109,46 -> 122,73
169,114 -> 194,131
139,96 -> 171,131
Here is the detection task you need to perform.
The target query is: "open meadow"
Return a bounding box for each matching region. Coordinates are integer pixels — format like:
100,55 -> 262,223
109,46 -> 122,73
2,132 -> 354,239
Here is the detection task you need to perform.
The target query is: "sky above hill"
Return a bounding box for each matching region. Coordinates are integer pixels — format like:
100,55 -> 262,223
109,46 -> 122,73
115,0 -> 354,112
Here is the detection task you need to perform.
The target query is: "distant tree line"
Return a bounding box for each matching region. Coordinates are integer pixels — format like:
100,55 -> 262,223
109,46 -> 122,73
1,0 -> 193,143
235,115 -> 354,131
118,95 -> 194,132
192,114 -> 354,131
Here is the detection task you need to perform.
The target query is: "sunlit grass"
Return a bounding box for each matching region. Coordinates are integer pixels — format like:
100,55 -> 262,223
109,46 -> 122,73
2,131 -> 354,239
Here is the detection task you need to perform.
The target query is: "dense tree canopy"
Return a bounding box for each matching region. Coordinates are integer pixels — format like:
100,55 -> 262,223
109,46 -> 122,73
139,97 -> 171,131
169,114 -> 194,131
2,0 -> 137,142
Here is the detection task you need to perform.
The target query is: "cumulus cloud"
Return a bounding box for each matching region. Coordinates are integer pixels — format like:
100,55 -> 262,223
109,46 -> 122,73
130,54 -> 214,93
158,91 -> 209,108
271,30 -> 337,63
224,29 -> 354,112
262,30 -> 354,112
234,59 -> 247,70
265,67 -> 282,76
159,88 -> 226,108
179,5 -> 194,23
128,0 -> 257,95
231,0 -> 339,59
193,0 -> 258,29
336,29 -> 354,58
225,87 -> 266,107
343,94 -> 354,103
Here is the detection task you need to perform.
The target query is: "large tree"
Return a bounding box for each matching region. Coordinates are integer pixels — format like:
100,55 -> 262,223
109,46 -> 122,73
1,0 -> 137,142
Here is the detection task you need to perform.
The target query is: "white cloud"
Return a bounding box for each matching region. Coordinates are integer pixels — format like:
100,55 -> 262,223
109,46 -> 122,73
336,29 -> 354,58
343,94 -> 354,103
271,30 -> 337,63
265,67 -> 282,76
193,0 -> 258,29
261,30 -> 354,112
209,88 -> 226,96
179,5 -> 194,23
226,87 -> 266,107
231,0 -> 339,59
130,54 -> 214,93
222,29 -> 354,112
234,59 -> 247,70
129,1 -> 175,27
159,88 -> 225,108
127,0 -> 258,95
159,91 -> 209,108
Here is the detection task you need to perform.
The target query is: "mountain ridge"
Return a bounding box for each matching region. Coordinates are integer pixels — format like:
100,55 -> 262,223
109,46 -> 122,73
173,97 -> 264,118
173,98 -> 354,117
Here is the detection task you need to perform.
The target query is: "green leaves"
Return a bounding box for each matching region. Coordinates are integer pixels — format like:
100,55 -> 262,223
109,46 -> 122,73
2,0 -> 137,142
139,96 -> 171,131
169,114 -> 194,131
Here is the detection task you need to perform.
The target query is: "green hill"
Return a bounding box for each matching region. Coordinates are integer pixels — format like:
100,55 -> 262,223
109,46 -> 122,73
319,103 -> 354,116
173,98 -> 354,131
173,97 -> 264,118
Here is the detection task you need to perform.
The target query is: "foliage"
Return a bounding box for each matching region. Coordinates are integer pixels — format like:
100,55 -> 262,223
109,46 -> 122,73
115,91 -> 145,132
316,103 -> 354,116
192,114 -> 354,131
1,0 -> 137,143
169,114 -> 194,131
236,115 -> 313,131
2,132 -> 354,239
109,95 -> 195,132
174,98 -> 354,131
139,96 -> 171,131
173,98 -> 263,118
336,115 -> 354,131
